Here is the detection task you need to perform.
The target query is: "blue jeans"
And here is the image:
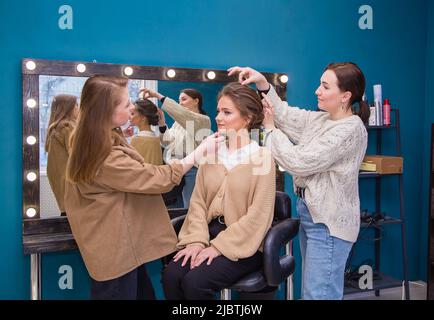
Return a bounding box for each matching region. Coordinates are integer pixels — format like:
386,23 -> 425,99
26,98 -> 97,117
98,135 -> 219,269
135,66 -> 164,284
182,166 -> 198,209
297,198 -> 353,300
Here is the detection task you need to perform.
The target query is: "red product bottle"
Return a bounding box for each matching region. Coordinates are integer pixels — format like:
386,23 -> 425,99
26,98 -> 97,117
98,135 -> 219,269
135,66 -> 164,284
383,99 -> 391,126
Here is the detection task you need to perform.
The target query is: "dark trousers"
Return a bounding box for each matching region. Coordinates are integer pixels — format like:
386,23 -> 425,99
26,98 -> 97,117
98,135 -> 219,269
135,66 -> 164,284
162,219 -> 263,300
90,264 -> 156,300
162,252 -> 263,300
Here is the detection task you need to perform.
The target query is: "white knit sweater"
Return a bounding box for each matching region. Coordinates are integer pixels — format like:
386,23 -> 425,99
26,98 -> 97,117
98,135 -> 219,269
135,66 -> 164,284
160,98 -> 211,164
263,85 -> 368,243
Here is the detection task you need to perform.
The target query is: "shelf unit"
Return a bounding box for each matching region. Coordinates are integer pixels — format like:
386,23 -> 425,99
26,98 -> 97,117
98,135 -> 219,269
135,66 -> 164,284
344,109 -> 410,299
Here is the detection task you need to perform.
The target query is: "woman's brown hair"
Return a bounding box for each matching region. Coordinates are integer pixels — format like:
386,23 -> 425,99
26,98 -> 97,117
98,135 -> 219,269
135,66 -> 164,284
181,88 -> 207,115
134,98 -> 159,126
217,82 -> 264,130
325,62 -> 370,124
44,94 -> 78,152
67,75 -> 128,184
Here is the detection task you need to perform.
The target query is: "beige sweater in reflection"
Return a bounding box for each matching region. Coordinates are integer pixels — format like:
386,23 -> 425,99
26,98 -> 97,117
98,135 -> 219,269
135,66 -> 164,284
46,121 -> 75,212
177,147 -> 276,261
130,132 -> 163,165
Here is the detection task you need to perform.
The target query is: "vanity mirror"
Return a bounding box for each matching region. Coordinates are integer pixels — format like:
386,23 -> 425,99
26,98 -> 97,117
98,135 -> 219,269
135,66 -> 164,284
22,58 -> 287,298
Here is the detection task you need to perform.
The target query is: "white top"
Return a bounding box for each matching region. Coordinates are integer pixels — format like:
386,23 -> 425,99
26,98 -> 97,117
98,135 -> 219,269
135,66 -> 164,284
217,141 -> 260,171
136,130 -> 157,138
263,85 -> 368,243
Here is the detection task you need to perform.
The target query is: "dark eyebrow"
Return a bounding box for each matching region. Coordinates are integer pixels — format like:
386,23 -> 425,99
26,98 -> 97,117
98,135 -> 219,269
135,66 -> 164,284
321,81 -> 329,85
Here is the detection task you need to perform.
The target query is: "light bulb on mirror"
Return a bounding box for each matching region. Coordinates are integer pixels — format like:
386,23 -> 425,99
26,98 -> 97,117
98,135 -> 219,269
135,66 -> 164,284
207,71 -> 216,80
124,67 -> 133,76
76,63 -> 86,73
26,172 -> 37,182
166,69 -> 176,78
26,208 -> 37,218
26,99 -> 37,108
279,75 -> 288,84
26,136 -> 37,145
26,60 -> 36,70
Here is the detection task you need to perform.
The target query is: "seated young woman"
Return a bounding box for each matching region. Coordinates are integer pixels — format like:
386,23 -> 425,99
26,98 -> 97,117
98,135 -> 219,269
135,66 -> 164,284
162,82 -> 276,300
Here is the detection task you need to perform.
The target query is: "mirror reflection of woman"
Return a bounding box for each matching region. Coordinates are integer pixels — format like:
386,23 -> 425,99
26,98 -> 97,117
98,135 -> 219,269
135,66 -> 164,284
64,75 -> 223,300
45,94 -> 79,216
128,98 -> 163,165
228,64 -> 369,300
140,87 -> 211,209
162,83 -> 276,300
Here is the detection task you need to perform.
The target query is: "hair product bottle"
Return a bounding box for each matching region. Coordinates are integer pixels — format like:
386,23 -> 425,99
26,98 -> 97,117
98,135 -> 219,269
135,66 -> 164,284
373,85 -> 383,126
383,99 -> 391,126
369,102 -> 376,126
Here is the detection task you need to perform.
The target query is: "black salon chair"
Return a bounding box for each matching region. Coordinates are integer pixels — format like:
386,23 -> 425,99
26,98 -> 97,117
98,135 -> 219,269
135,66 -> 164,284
170,191 -> 299,300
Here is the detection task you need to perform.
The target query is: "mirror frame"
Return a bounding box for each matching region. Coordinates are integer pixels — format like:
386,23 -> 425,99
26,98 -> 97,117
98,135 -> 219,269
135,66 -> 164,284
22,58 -> 288,254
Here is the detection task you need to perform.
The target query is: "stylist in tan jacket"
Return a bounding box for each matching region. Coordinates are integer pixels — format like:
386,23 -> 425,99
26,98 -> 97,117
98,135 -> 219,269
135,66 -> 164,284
65,75 -> 223,300
45,94 -> 78,215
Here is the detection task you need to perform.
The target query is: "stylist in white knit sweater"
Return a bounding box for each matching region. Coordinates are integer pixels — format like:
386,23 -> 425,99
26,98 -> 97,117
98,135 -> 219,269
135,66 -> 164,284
228,63 -> 369,300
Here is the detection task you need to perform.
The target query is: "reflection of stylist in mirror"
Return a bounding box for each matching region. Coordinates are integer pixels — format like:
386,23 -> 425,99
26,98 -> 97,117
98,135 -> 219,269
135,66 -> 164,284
162,83 -> 276,300
65,75 -> 224,300
129,98 -> 162,165
140,87 -> 211,209
45,94 -> 79,216
228,64 -> 369,300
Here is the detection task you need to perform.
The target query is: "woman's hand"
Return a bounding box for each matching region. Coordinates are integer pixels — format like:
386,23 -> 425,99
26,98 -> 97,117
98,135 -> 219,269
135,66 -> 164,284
227,66 -> 269,90
179,132 -> 224,174
194,132 -> 225,162
157,108 -> 166,126
140,87 -> 164,101
262,93 -> 276,130
173,245 -> 203,268
190,246 -> 222,268
122,126 -> 134,137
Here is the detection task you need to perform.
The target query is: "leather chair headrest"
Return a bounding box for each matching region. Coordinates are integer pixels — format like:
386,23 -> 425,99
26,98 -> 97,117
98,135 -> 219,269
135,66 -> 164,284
274,191 -> 292,220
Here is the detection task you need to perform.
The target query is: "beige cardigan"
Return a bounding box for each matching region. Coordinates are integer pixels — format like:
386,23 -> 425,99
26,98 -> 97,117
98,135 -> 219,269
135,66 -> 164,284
46,121 -> 74,213
64,141 -> 183,281
160,98 -> 211,163
177,147 -> 276,261
130,133 -> 163,165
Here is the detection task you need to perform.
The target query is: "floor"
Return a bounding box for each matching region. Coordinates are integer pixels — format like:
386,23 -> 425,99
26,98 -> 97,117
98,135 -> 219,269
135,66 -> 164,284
344,281 -> 427,300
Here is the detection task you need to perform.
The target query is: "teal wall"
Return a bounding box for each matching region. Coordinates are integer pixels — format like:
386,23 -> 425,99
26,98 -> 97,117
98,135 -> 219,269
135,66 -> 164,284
0,0 -> 431,299
421,0 -> 434,282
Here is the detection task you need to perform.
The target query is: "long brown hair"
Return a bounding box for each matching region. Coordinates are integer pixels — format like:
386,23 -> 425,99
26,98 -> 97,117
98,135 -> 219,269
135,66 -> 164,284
217,82 -> 264,130
66,75 -> 128,184
181,88 -> 207,115
44,94 -> 78,152
325,62 -> 370,123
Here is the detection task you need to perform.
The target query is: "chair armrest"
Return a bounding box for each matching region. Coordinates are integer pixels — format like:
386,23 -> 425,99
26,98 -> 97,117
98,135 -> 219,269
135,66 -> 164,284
171,214 -> 187,235
263,218 -> 300,286
162,214 -> 187,267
